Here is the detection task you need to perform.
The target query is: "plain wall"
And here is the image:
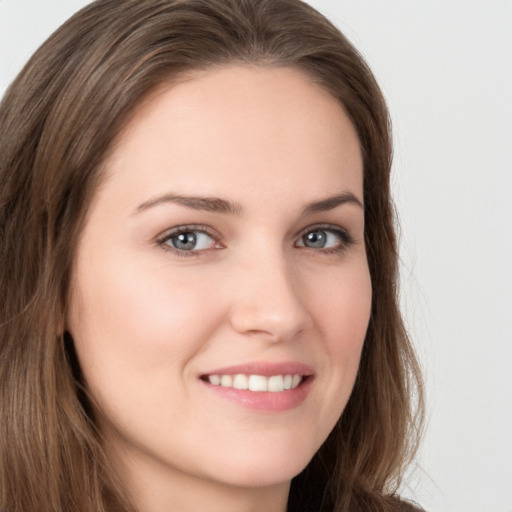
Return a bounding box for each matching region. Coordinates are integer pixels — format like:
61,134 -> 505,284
1,1 -> 511,511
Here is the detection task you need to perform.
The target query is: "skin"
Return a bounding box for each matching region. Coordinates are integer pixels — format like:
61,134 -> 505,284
67,65 -> 372,512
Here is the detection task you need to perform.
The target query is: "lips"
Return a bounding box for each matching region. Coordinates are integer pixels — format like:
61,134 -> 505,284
200,362 -> 314,411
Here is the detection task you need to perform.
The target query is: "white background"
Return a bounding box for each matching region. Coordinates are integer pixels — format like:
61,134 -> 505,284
1,1 -> 511,511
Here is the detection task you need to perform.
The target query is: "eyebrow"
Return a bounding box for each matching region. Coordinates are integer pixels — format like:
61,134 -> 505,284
134,191 -> 363,216
302,192 -> 363,214
135,194 -> 242,215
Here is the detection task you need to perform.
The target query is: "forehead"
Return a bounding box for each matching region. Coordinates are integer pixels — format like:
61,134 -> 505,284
99,65 -> 363,211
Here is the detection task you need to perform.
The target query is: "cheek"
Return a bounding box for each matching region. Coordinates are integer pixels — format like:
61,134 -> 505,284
296,261 -> 371,447
308,261 -> 371,394
67,252 -> 222,392
312,262 -> 372,353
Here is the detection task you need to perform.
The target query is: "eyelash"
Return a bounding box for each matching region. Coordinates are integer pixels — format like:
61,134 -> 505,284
156,223 -> 355,258
296,224 -> 355,255
157,224 -> 221,258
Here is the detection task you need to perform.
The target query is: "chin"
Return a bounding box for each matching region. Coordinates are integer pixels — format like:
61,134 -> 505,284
200,443 -> 317,489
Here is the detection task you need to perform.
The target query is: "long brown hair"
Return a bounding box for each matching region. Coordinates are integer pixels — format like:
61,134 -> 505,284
0,1 -> 424,511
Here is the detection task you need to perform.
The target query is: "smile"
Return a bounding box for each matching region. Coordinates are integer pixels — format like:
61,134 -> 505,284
205,374 -> 304,392
200,362 -> 314,411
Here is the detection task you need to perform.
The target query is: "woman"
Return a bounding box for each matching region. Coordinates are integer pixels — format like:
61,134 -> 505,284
0,1 -> 424,511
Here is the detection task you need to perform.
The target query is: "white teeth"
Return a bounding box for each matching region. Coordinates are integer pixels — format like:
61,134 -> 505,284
206,373 -> 304,392
249,375 -> 268,391
268,375 -> 284,392
209,375 -> 221,386
232,374 -> 249,390
220,375 -> 232,387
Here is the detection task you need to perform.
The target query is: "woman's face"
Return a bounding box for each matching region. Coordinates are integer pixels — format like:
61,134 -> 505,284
68,65 -> 371,506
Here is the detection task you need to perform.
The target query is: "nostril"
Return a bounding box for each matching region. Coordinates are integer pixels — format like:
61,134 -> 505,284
229,301 -> 312,342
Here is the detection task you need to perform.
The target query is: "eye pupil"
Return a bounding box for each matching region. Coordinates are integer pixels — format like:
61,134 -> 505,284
304,230 -> 327,248
173,232 -> 197,250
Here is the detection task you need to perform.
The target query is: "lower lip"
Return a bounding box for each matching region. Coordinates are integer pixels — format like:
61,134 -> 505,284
201,377 -> 313,412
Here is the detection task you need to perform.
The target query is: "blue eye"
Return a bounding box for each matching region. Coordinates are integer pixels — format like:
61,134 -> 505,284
159,227 -> 218,253
296,226 -> 353,252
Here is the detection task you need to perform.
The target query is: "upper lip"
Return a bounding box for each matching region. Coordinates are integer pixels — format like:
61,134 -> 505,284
201,361 -> 314,378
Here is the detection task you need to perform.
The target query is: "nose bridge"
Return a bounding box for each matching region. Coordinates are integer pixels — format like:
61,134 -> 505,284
229,242 -> 312,340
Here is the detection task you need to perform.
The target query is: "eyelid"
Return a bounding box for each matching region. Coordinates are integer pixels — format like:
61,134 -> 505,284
295,223 -> 355,252
155,222 -> 355,258
156,224 -> 223,256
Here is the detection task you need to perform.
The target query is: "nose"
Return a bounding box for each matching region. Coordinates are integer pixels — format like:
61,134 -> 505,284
228,250 -> 313,342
